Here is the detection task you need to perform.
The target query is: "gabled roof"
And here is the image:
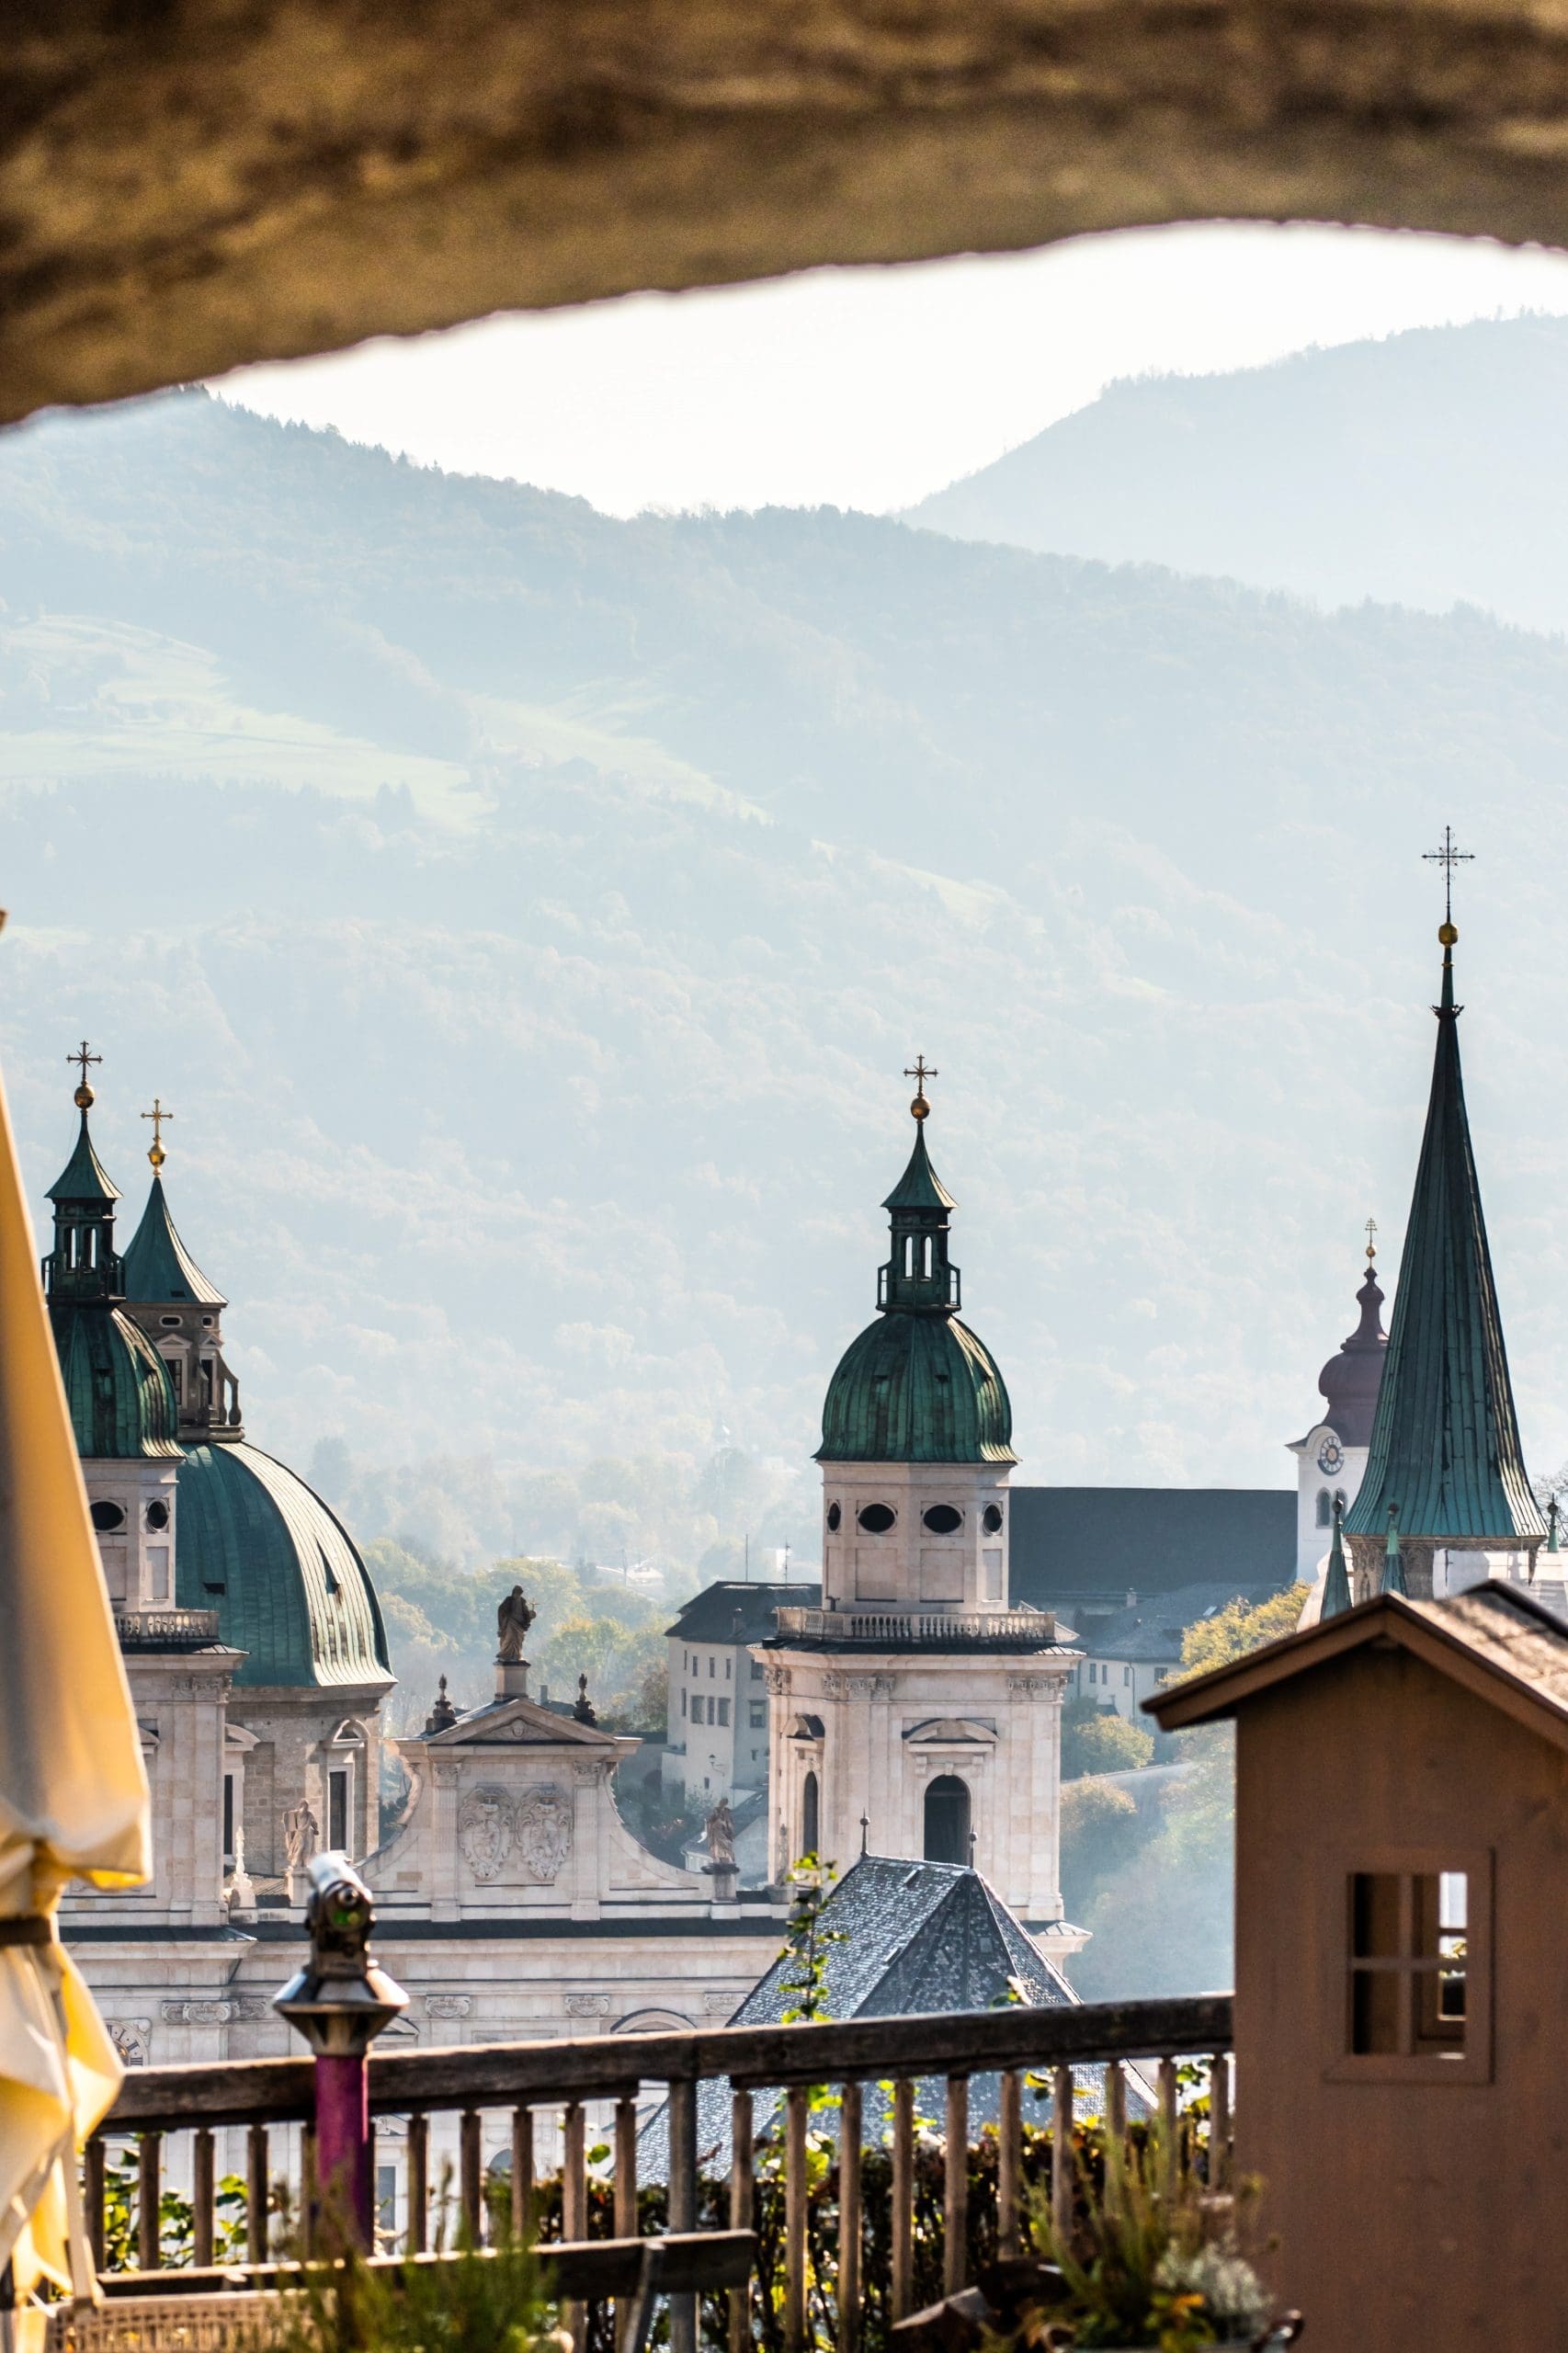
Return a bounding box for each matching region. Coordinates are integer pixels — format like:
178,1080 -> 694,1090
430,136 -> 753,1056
123,1174 -> 226,1305
414,1690 -> 631,1751
1149,1581 -> 1568,1754
1009,1486 -> 1295,1607
882,1127 -> 957,1214
665,1579 -> 821,1643
1344,931 -> 1543,1546
48,1110 -> 119,1204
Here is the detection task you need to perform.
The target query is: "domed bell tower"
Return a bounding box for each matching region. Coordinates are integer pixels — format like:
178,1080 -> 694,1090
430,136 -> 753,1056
761,1065 -> 1084,1945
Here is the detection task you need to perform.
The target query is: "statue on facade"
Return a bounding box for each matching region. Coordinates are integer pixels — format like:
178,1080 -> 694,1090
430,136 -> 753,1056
284,1799 -> 320,1870
574,1673 -> 597,1723
705,1797 -> 736,1869
496,1584 -> 536,1662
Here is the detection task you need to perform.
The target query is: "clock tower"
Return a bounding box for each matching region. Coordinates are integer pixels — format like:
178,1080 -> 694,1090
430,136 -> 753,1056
1287,1237 -> 1388,1582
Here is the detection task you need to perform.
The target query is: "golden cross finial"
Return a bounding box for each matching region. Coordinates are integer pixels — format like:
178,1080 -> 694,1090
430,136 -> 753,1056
142,1097 -> 173,1171
1365,1217 -> 1378,1262
903,1055 -> 937,1122
67,1039 -> 101,1108
1423,824 -> 1473,936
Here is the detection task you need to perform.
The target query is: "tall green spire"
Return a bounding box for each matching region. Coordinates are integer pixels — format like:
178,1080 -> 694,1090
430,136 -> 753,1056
1345,913 -> 1544,1552
43,1048 -> 124,1304
1321,1496 -> 1352,1619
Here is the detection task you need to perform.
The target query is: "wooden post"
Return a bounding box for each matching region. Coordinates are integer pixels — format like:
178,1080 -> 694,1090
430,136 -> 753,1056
943,2075 -> 968,2296
245,2123 -> 268,2263
562,2103 -> 587,2353
84,2139 -> 106,2274
1105,2062 -> 1127,2212
1157,2057 -> 1179,2199
837,2080 -> 862,2353
510,2106 -> 534,2245
301,2122 -> 317,2255
728,2087 -> 755,2353
460,2109 -> 483,2245
891,2076 -> 915,2324
1051,2065 -> 1074,2243
667,2075 -> 699,2353
137,2131 -> 162,2272
997,2070 -> 1022,2261
407,2115 -> 428,2255
1210,2053 -> 1231,2191
784,2084 -> 809,2353
613,2096 -> 640,2353
193,2127 -> 216,2268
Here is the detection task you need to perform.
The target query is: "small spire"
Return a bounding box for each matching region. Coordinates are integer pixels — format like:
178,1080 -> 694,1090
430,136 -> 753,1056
425,1674 -> 459,1733
903,1054 -> 937,1123
1322,1497 -> 1353,1619
1380,1506 -> 1408,1597
141,1097 -> 173,1172
1365,1217 -> 1377,1262
574,1672 -> 597,1724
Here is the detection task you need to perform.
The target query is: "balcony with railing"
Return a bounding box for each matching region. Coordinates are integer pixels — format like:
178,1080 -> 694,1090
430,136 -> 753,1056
113,1607 -> 222,1649
772,1603 -> 1063,1651
85,1993 -> 1233,2353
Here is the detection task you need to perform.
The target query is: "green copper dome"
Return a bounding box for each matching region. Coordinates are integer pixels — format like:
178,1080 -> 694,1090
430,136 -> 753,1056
817,1108 -> 1016,1464
176,1440 -> 392,1689
51,1303 -> 182,1460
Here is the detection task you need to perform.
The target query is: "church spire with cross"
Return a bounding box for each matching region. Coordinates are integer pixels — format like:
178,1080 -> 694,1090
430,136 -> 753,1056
1344,835 -> 1545,1590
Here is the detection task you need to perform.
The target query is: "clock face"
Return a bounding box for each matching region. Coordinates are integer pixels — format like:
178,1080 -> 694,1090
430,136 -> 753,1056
1317,1436 -> 1346,1476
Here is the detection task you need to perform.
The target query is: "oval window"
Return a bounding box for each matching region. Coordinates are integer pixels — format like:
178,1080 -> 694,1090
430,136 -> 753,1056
982,1504 -> 1004,1534
159,1313 -> 181,1329
858,1503 -> 896,1535
90,1500 -> 126,1532
825,1503 -> 842,1532
146,1499 -> 170,1531
922,1504 -> 963,1535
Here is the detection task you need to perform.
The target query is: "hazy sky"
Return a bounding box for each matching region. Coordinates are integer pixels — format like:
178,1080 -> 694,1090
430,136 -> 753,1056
216,222 -> 1568,517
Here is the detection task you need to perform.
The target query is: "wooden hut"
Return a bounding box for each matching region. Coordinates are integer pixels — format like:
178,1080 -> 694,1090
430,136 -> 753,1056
1152,1581 -> 1568,2351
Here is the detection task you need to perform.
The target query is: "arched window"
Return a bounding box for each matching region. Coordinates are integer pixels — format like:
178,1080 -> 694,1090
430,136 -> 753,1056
801,1769 -> 820,1859
924,1774 -> 971,1865
1315,1489 -> 1333,1527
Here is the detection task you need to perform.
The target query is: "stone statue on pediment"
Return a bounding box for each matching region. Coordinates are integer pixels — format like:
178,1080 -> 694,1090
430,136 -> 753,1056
705,1797 -> 736,1869
496,1584 -> 536,1662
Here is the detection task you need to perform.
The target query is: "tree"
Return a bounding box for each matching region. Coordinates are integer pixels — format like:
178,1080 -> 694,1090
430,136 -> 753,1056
1175,1586 -> 1308,1679
1061,1699 -> 1155,1778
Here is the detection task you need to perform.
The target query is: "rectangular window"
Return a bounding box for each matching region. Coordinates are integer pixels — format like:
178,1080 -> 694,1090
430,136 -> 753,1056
680,1689 -> 687,1718
1333,1852 -> 1490,2081
750,1703 -> 767,1730
222,1773 -> 235,1864
725,1657 -> 732,1679
751,1660 -> 763,1680
718,1699 -> 730,1726
1123,1665 -> 1131,1686
376,2163 -> 398,2236
707,1695 -> 717,1724
328,1767 -> 349,1852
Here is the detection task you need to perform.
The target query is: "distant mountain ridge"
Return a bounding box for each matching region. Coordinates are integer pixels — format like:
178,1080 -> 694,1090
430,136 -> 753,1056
907,313 -> 1568,634
5,388 -> 1568,1553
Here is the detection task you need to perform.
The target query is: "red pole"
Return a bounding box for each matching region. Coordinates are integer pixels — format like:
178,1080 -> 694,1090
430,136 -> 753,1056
313,2051 -> 373,2248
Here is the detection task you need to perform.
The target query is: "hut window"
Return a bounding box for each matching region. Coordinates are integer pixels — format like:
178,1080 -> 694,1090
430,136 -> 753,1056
1345,1862 -> 1483,2073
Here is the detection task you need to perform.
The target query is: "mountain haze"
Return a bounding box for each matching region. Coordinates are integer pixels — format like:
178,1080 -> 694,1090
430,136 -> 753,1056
6,390 -> 1568,1565
909,314 -> 1568,633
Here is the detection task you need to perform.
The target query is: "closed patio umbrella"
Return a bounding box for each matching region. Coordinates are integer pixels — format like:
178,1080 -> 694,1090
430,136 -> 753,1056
0,1062 -> 149,2329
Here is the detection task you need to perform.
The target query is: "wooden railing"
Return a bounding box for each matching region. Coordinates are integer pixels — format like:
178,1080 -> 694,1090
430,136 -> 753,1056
94,1995 -> 1233,2352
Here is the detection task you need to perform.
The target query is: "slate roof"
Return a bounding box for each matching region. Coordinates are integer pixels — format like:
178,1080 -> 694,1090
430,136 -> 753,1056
1345,933 -> 1544,1546
123,1175 -> 226,1306
1077,1581 -> 1259,1663
665,1580 -> 821,1643
640,1855 -> 1111,2178
176,1439 -> 392,1688
1009,1486 -> 1294,1609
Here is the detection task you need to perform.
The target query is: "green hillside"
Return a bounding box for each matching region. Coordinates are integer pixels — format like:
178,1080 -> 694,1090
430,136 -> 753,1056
5,388 -> 1568,1573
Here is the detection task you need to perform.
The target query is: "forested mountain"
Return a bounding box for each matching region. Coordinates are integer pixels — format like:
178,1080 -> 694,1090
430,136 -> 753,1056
5,388 -> 1568,1572
908,313 -> 1568,633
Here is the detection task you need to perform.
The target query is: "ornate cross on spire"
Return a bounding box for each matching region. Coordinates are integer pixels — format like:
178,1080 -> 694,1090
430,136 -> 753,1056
1365,1217 -> 1378,1262
903,1055 -> 937,1122
1423,824 -> 1473,930
142,1097 -> 173,1171
67,1039 -> 101,1108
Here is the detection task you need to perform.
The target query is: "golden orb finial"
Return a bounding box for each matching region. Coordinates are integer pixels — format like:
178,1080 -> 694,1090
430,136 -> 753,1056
1438,920 -> 1458,947
142,1097 -> 173,1170
903,1054 -> 937,1122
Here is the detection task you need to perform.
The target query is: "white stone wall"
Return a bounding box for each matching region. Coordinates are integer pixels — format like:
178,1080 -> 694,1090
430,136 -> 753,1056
668,1635 -> 771,1803
82,1455 -> 179,1608
1289,1423 -> 1369,1583
761,1644 -> 1079,1928
819,1459 -> 1013,1612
